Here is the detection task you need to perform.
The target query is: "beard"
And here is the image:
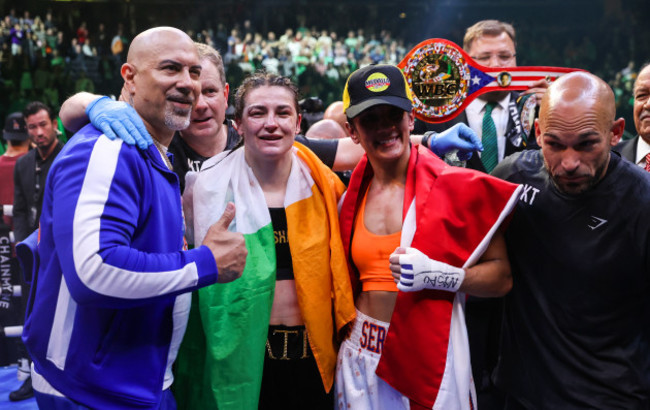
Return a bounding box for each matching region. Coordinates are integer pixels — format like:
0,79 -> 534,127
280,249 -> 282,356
545,155 -> 609,196
36,136 -> 56,151
164,102 -> 192,131
550,173 -> 598,195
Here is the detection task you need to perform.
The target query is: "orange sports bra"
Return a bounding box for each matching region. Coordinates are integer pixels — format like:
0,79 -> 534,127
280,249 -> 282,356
350,187 -> 401,292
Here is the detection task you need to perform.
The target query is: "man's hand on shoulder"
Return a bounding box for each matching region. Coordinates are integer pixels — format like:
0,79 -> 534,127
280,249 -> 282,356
86,96 -> 153,150
201,202 -> 247,283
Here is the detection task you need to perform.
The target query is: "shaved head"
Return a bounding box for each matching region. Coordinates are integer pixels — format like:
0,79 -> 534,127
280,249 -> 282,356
324,101 -> 347,133
127,27 -> 193,65
305,119 -> 347,140
540,72 -> 616,130
121,27 -> 201,144
535,72 -> 625,195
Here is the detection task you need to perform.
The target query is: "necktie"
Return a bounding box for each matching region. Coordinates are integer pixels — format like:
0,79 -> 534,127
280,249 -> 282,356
645,153 -> 650,172
481,102 -> 498,173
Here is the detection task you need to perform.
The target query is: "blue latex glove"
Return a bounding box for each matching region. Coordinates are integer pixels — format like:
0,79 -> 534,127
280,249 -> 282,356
427,123 -> 483,161
85,96 -> 153,150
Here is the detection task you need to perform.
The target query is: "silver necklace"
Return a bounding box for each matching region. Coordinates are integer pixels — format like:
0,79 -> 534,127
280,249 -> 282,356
153,137 -> 188,247
152,138 -> 173,171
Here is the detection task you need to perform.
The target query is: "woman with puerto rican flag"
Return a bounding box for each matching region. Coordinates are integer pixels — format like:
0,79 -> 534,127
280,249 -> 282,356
335,63 -> 522,410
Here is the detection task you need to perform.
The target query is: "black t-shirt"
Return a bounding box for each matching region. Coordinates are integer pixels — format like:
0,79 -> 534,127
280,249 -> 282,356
14,142 -> 64,241
168,120 -> 241,193
492,150 -> 650,409
295,134 -> 338,168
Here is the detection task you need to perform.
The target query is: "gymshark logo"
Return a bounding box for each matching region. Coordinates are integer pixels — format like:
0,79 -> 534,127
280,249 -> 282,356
588,216 -> 607,230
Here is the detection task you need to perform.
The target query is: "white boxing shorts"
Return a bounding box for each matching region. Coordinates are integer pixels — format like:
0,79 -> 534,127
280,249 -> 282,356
334,309 -> 410,410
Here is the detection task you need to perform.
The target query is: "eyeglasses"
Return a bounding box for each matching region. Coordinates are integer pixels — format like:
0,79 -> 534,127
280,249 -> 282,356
471,53 -> 516,64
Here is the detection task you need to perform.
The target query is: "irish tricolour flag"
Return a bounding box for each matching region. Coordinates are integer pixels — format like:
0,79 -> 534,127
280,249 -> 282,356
174,143 -> 355,410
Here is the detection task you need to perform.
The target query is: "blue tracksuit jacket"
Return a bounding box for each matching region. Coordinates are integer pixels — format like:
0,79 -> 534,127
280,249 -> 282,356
22,125 -> 219,409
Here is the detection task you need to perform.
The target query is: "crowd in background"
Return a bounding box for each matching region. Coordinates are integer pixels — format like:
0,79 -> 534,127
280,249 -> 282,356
0,5 -> 645,138
0,9 -> 128,117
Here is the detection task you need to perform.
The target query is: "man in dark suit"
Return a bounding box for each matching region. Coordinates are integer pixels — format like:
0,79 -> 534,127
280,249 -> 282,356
10,101 -> 63,401
615,63 -> 650,165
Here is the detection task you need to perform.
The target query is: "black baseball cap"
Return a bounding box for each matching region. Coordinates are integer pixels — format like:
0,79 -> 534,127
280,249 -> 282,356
342,64 -> 413,119
3,112 -> 28,141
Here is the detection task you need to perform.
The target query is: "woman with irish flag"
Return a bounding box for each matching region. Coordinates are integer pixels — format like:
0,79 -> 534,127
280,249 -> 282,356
179,72 -> 355,409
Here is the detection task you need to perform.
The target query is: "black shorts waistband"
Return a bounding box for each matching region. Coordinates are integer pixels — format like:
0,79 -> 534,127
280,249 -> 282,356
266,324 -> 312,360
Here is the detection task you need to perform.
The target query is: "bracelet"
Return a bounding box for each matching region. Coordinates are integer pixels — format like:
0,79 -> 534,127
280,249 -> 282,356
421,131 -> 437,150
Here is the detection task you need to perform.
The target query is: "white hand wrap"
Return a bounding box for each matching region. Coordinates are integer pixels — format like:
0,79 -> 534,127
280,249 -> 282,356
397,247 -> 465,293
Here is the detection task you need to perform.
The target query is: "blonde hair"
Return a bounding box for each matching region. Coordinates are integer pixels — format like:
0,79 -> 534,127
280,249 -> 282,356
195,42 -> 226,87
463,20 -> 516,51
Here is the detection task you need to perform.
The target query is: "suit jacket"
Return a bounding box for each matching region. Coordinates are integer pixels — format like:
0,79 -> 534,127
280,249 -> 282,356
614,136 -> 638,162
13,142 -> 63,241
414,91 -> 536,173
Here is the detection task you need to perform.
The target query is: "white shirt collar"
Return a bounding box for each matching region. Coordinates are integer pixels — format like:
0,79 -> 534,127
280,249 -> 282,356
635,136 -> 650,166
469,94 -> 511,113
465,94 -> 512,163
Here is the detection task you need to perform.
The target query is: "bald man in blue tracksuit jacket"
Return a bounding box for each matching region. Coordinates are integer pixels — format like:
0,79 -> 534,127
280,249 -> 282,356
22,125 -> 222,408
21,27 -> 246,409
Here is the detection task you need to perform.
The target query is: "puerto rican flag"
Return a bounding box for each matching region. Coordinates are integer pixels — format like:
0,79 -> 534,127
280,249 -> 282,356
339,145 -> 522,409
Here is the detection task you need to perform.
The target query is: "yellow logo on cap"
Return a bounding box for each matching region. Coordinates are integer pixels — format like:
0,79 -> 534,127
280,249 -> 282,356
365,73 -> 390,92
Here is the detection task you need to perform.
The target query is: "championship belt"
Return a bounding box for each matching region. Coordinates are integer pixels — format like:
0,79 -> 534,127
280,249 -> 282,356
398,38 -> 582,123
